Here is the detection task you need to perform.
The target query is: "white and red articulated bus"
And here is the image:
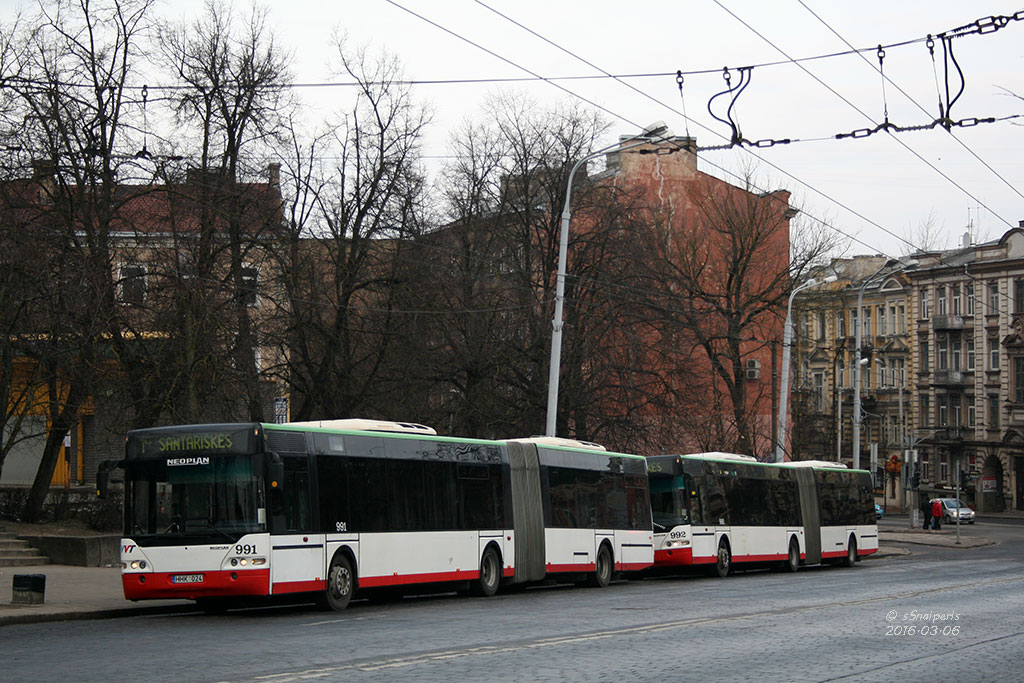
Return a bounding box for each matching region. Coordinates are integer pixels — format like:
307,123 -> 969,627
648,453 -> 878,576
102,420 -> 653,612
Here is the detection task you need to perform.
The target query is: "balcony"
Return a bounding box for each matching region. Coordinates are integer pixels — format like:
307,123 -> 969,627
932,369 -> 966,386
932,315 -> 965,331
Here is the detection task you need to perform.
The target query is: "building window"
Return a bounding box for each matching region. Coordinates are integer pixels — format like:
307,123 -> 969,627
937,339 -> 948,371
967,339 -> 975,370
1016,280 -> 1024,314
863,307 -> 872,339
1015,357 -> 1024,404
897,304 -> 906,333
937,286 -> 947,315
940,455 -> 949,483
921,395 -> 931,426
989,281 -> 999,314
877,359 -> 887,387
921,289 -> 931,319
920,341 -> 930,373
816,312 -> 826,342
837,359 -> 845,388
965,284 -> 974,315
952,394 -> 962,426
921,452 -> 931,482
119,264 -> 147,306
989,395 -> 1000,429
938,395 -> 948,426
952,340 -> 961,371
836,310 -> 846,338
952,285 -> 961,316
968,401 -> 976,427
989,338 -> 1000,371
237,266 -> 258,306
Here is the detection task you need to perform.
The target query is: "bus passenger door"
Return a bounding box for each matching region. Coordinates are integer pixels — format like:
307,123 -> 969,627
270,455 -> 326,595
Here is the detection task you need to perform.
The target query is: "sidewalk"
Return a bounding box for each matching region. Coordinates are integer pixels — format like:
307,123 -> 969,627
0,527 -> 999,626
0,564 -> 194,626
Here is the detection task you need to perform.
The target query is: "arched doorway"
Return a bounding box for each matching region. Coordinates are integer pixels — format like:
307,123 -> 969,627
980,454 -> 1005,513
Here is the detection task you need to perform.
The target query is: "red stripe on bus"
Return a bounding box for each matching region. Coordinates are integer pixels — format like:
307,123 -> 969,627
503,567 -> 515,578
360,569 -> 479,588
820,550 -> 847,559
545,562 -> 595,573
731,553 -> 788,562
618,562 -> 652,571
273,579 -> 326,594
858,547 -> 878,556
122,569 -> 270,600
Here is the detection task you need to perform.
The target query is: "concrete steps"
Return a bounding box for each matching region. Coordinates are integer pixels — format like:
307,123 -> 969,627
0,532 -> 49,567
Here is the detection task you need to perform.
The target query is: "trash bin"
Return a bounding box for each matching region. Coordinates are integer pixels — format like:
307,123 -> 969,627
12,574 -> 46,605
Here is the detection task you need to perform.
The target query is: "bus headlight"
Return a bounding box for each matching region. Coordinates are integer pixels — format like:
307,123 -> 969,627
664,540 -> 690,549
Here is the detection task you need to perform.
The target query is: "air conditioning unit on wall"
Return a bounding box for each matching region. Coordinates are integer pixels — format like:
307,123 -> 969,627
745,359 -> 761,380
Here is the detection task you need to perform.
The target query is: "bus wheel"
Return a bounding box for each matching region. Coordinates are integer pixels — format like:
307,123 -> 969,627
842,537 -> 857,568
785,538 -> 800,573
715,540 -> 731,578
326,554 -> 355,611
472,547 -> 501,597
586,544 -> 613,588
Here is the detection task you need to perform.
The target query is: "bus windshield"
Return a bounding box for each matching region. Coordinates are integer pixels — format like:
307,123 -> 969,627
648,472 -> 689,530
125,454 -> 267,540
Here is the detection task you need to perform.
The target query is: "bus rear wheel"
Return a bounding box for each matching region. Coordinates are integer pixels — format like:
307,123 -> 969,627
785,538 -> 800,573
325,554 -> 355,611
715,540 -> 731,578
472,547 -> 501,597
586,544 -> 613,588
841,537 -> 857,568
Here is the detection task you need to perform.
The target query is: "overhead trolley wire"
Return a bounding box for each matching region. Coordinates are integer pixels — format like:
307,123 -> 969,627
459,0 -> 912,256
711,0 -> 1017,229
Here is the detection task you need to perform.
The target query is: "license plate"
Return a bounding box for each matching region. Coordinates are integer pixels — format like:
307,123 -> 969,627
171,574 -> 204,584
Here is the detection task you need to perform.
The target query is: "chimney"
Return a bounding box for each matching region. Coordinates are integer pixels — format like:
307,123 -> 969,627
962,231 -> 971,248
267,162 -> 280,187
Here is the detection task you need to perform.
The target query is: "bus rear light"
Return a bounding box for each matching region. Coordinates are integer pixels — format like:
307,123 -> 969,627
239,558 -> 248,567
252,558 -> 266,566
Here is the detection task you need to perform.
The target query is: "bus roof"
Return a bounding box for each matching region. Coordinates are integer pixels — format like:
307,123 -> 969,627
508,436 -> 606,451
782,460 -> 849,469
282,419 -> 437,435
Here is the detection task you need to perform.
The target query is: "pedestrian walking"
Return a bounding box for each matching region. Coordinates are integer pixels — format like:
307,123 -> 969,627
921,495 -> 931,529
931,499 -> 943,530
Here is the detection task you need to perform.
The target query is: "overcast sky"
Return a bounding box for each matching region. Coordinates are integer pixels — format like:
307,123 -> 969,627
8,0 -> 1024,258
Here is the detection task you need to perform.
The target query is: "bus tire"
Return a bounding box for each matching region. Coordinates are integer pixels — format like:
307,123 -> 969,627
586,543 -> 613,588
325,553 -> 355,611
785,538 -> 800,573
715,539 -> 731,578
472,546 -> 501,597
842,537 -> 857,568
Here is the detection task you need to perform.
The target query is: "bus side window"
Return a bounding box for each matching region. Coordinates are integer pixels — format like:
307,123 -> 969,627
686,474 -> 704,525
272,456 -> 311,533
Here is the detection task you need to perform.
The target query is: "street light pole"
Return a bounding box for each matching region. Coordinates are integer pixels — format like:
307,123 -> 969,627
545,123 -> 672,437
775,276 -> 835,463
852,264 -> 896,470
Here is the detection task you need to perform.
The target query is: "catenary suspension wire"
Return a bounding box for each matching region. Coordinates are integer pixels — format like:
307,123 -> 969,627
712,0 -> 1015,229
796,0 -> 1024,204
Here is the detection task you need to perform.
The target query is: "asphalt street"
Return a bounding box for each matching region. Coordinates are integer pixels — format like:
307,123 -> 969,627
2,517 -> 1022,682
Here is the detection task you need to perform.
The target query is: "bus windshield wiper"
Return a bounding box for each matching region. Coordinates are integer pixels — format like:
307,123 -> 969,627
193,521 -> 238,543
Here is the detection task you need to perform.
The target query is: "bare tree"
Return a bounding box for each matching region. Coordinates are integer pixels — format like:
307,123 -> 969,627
158,0 -> 291,422
3,0 -> 156,520
636,172 -> 839,457
271,43 -> 431,421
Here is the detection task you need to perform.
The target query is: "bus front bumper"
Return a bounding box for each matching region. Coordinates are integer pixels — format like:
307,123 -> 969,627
122,569 -> 270,600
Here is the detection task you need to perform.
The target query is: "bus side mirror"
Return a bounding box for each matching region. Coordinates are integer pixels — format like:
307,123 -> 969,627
96,459 -> 121,498
268,461 -> 285,494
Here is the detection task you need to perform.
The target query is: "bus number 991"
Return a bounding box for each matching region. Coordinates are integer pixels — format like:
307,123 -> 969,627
235,544 -> 257,555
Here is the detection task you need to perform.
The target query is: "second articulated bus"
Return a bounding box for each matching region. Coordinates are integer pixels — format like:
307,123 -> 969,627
106,420 -> 653,611
647,453 -> 877,576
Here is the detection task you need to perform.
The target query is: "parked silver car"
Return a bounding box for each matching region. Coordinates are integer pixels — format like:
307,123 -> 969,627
931,498 -> 975,524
